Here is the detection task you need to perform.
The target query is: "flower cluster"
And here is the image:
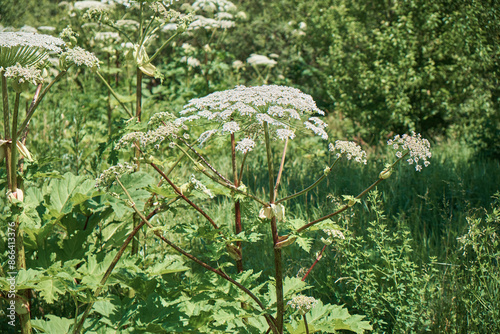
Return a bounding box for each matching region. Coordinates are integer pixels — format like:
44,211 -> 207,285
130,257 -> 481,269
329,141 -> 367,164
0,31 -> 65,68
247,54 -> 277,67
323,229 -> 345,240
95,162 -> 135,189
287,295 -> 318,314
115,120 -> 184,151
60,46 -> 100,71
4,64 -> 43,89
0,31 -> 65,53
189,15 -> 235,30
192,0 -> 237,13
179,85 -> 327,152
387,132 -> 431,171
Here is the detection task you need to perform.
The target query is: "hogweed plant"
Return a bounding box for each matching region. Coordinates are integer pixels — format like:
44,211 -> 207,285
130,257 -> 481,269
92,84 -> 431,333
0,30 -> 98,333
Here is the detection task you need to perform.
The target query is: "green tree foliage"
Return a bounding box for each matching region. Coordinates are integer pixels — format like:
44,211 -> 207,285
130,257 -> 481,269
232,0 -> 500,154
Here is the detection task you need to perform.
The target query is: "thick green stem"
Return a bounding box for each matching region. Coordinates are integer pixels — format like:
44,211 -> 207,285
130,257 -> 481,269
148,32 -> 180,65
2,72 -> 12,187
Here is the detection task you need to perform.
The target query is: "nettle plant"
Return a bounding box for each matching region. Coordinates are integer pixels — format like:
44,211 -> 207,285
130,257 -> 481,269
0,31 -> 98,333
97,84 -> 432,333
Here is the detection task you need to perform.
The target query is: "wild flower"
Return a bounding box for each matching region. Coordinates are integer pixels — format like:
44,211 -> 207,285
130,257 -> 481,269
323,228 -> 345,240
0,32 -> 66,68
95,162 -> 136,189
180,56 -> 201,68
287,295 -> 318,314
115,121 -> 183,151
387,131 -> 431,171
4,64 -> 43,84
74,1 -> 112,10
232,60 -> 244,70
60,46 -> 100,70
189,15 -> 234,30
247,54 -> 277,67
329,140 -> 367,164
179,85 -> 327,150
192,0 -> 237,13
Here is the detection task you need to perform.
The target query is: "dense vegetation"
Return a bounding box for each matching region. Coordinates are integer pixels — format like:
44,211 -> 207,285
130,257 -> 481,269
1,1 -> 499,333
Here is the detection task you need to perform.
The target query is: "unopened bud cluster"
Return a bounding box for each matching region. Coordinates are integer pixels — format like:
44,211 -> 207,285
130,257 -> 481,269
95,162 -> 135,189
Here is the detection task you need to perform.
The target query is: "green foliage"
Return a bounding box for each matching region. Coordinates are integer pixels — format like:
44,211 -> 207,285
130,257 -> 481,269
326,190 -> 438,333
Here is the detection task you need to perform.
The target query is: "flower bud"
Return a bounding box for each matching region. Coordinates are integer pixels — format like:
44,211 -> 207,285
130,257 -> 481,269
379,168 -> 392,180
226,243 -> 242,261
275,235 -> 297,249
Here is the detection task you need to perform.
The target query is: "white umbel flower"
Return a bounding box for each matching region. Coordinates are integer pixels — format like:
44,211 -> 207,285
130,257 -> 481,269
247,54 -> 277,67
387,131 -> 431,171
287,295 -> 318,315
180,85 -> 328,150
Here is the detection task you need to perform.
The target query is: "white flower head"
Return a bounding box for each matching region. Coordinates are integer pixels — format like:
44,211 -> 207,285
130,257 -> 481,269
287,295 -> 318,314
0,31 -> 66,68
387,131 -> 431,171
192,0 -> 237,13
60,46 -> 100,71
329,140 -> 367,164
247,54 -> 277,67
180,85 -> 327,150
235,138 -> 255,153
4,64 -> 43,90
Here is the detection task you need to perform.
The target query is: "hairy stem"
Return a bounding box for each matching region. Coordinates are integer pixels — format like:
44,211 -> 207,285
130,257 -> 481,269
231,133 -> 244,273
302,244 -> 327,282
10,93 -> 20,190
264,122 -> 284,333
175,143 -> 268,207
304,314 -> 310,334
